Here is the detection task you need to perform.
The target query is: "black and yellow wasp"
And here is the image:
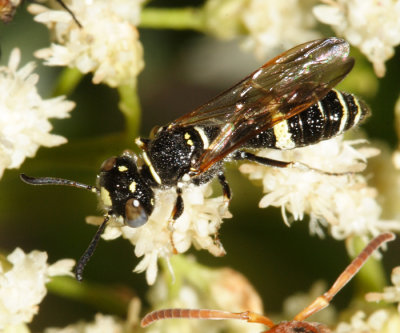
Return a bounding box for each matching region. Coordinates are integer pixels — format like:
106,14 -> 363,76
21,37 -> 369,280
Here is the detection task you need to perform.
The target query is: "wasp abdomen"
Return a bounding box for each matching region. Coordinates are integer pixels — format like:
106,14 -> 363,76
247,90 -> 369,150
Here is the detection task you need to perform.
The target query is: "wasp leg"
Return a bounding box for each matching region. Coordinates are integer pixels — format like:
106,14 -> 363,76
75,214 -> 110,281
217,173 -> 231,207
234,151 -> 352,176
168,187 -> 184,254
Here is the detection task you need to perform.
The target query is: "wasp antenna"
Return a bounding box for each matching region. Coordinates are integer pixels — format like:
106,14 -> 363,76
20,174 -> 99,194
75,215 -> 110,281
294,232 -> 395,321
141,309 -> 275,328
55,0 -> 82,28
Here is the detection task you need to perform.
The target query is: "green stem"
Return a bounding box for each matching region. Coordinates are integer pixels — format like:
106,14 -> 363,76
118,84 -> 142,139
47,276 -> 133,316
140,7 -> 205,31
53,67 -> 83,96
162,255 -> 214,298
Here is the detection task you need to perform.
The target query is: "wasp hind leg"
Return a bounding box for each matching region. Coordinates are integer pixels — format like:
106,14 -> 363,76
234,151 -> 352,176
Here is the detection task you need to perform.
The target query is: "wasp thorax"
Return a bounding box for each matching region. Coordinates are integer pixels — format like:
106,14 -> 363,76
98,155 -> 154,228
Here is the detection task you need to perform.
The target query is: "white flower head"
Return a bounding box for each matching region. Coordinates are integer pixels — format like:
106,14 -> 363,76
88,183 -> 231,285
239,137 -> 400,239
0,248 -> 75,330
28,0 -> 145,87
0,48 -> 74,178
205,0 -> 320,58
313,0 -> 400,77
334,310 -> 390,333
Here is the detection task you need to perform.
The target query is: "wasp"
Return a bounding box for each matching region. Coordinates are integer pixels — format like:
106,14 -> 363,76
0,0 -> 81,27
21,37 -> 369,280
141,232 -> 395,333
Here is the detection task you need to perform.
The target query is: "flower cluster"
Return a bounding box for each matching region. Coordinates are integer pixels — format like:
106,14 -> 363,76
0,48 -> 74,178
28,0 -> 145,87
88,183 -> 231,285
313,0 -> 400,77
240,137 -> 400,240
2,1 -> 400,332
0,248 -> 74,330
204,0 -> 319,58
334,310 -> 393,333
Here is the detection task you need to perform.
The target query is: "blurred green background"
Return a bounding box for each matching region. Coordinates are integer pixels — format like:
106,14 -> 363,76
1,0 -> 400,331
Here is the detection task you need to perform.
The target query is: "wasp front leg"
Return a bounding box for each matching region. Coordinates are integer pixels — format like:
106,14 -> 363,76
168,187 -> 184,254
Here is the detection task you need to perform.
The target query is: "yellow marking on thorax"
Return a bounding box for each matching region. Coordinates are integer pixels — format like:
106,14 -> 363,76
184,132 -> 194,146
118,165 -> 128,172
143,152 -> 162,184
100,187 -> 113,207
129,181 -> 136,193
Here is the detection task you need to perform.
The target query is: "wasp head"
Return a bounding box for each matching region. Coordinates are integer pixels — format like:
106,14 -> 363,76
98,153 -> 154,228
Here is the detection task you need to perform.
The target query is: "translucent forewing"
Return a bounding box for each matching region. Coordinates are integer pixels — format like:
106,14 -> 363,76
171,38 -> 354,174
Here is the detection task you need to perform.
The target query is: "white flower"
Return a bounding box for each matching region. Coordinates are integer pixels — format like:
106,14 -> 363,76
0,48 -> 74,178
146,258 -> 264,333
239,137 -> 400,239
88,183 -> 231,285
0,248 -> 75,330
366,266 -> 400,313
204,0 -> 320,58
334,310 -> 390,333
28,0 -> 145,87
313,0 -> 400,77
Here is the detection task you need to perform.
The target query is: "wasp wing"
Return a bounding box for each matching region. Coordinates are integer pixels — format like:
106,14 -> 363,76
171,38 -> 355,174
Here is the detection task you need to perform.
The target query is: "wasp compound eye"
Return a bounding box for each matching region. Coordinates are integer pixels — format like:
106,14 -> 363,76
125,198 -> 148,227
